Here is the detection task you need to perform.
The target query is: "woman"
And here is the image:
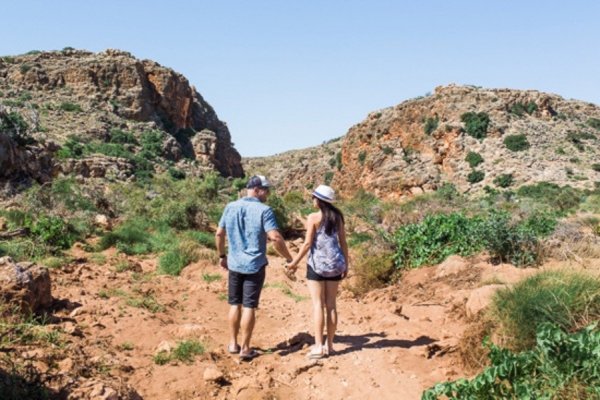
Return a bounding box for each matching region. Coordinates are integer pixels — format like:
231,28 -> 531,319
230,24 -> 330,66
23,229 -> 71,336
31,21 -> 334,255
286,185 -> 349,359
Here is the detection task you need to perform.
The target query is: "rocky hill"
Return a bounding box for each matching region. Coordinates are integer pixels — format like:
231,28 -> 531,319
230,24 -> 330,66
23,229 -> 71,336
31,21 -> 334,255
246,84 -> 600,199
0,48 -> 242,194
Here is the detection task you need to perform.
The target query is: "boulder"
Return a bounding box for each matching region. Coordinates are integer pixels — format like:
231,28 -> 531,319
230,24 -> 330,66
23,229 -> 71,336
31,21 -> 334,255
0,257 -> 52,314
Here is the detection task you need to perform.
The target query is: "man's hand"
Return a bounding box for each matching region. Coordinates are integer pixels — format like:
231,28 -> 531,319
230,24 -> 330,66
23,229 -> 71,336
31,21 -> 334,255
219,256 -> 228,270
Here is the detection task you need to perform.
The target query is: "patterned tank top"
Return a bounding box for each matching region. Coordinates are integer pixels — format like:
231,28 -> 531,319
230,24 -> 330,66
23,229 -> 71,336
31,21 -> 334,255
307,224 -> 346,277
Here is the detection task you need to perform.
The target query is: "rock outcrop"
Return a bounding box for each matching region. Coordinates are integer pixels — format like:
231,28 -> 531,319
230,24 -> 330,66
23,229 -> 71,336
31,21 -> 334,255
0,256 -> 52,314
0,48 -> 243,190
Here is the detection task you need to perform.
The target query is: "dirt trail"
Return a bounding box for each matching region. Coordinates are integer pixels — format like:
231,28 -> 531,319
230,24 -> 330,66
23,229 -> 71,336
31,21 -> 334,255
46,248 -> 528,399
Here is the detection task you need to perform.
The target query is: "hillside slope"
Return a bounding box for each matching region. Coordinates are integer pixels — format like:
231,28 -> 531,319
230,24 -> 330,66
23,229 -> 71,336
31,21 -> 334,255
0,48 -> 242,194
247,84 -> 600,199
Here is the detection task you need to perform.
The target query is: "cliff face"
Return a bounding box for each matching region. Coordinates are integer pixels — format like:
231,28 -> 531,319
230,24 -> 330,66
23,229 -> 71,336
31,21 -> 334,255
0,48 -> 242,185
334,84 -> 600,199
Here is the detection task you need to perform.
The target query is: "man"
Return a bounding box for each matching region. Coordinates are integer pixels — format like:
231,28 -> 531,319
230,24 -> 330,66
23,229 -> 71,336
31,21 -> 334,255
215,175 -> 293,361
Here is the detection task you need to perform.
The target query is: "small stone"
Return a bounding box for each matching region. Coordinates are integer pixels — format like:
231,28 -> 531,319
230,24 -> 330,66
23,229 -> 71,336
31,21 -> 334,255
203,368 -> 224,382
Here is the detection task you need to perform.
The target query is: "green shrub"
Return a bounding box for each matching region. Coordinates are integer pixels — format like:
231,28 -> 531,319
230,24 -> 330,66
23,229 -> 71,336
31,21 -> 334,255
20,65 -> 32,75
168,167 -> 186,180
510,101 -> 526,116
423,322 -> 600,399
424,117 -> 439,135
324,171 -> 334,185
467,170 -> 485,184
526,101 -> 538,115
158,250 -> 189,275
461,112 -> 490,139
54,135 -> 85,159
477,212 -> 540,267
99,219 -> 152,253
491,270 -> 600,351
27,214 -> 79,250
184,230 -> 216,249
59,102 -> 82,112
335,151 -> 343,171
503,134 -> 530,152
592,164 -> 600,172
587,118 -> 600,130
109,128 -> 137,144
358,150 -> 367,165
282,191 -> 305,208
266,194 -> 290,234
517,182 -> 583,211
140,130 -> 164,158
493,173 -> 514,188
86,142 -> 134,159
567,131 -> 596,152
348,232 -> 372,247
393,213 -> 483,270
0,111 -> 32,146
434,183 -> 461,201
465,151 -> 483,168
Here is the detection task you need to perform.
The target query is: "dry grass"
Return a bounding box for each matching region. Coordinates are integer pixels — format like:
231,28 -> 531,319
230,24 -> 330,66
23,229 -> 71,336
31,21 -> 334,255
457,317 -> 494,373
541,222 -> 600,262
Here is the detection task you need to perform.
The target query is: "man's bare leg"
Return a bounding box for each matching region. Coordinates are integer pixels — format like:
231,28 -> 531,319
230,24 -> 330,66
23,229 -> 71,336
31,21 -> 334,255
228,305 -> 242,352
239,307 -> 256,356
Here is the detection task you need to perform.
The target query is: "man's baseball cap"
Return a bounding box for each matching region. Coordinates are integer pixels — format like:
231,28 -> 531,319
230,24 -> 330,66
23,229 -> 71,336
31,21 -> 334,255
246,175 -> 274,189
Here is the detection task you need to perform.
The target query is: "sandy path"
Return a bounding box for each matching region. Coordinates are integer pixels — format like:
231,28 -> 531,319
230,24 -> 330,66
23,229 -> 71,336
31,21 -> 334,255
49,250 -> 472,399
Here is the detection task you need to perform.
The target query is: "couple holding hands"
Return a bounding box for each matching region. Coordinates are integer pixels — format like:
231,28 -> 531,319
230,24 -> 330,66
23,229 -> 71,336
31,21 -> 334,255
216,175 -> 349,361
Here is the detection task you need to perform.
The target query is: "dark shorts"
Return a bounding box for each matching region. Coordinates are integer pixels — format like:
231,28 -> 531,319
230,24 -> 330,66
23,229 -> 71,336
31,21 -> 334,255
306,264 -> 343,282
228,266 -> 266,308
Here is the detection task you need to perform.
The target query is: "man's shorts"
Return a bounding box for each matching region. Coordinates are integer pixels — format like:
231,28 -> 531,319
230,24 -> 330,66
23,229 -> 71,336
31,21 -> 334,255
228,266 -> 266,308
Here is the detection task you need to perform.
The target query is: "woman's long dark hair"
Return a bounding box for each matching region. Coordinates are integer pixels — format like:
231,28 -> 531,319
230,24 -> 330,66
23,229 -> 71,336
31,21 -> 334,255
314,197 -> 344,235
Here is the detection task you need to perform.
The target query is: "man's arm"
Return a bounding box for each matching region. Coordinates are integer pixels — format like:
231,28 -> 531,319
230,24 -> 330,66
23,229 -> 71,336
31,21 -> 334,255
266,229 -> 293,262
215,226 -> 228,270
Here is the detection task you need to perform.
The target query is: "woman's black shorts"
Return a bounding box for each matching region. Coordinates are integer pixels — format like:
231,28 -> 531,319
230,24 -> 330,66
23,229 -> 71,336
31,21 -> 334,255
306,264 -> 343,281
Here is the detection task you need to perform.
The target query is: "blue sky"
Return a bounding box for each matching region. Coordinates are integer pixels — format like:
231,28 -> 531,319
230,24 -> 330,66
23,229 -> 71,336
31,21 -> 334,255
2,1 -> 599,157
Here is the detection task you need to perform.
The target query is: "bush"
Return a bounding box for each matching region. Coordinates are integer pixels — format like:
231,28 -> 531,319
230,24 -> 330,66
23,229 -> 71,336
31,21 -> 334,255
592,164 -> 600,172
168,167 -> 186,180
493,173 -> 514,188
503,134 -> 530,152
55,135 -> 85,159
478,212 -> 540,267
467,170 -> 485,184
465,151 -> 483,168
517,182 -> 583,211
423,323 -> 600,399
350,248 -> 396,295
358,150 -> 367,165
140,130 -> 165,159
490,270 -> 600,351
567,131 -> 596,152
587,118 -> 600,130
324,171 -> 334,185
461,112 -> 490,139
0,111 -> 32,146
27,214 -> 79,250
424,117 -> 439,135
59,102 -> 82,112
434,183 -> 461,201
109,128 -> 137,144
98,219 -> 152,253
393,213 -> 483,270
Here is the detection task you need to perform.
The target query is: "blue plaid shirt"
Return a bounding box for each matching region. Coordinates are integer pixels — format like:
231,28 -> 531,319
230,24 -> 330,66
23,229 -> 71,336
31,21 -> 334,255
218,197 -> 279,274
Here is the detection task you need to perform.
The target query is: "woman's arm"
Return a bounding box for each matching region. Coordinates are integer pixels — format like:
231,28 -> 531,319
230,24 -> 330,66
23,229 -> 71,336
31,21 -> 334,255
288,213 -> 318,269
338,220 -> 350,278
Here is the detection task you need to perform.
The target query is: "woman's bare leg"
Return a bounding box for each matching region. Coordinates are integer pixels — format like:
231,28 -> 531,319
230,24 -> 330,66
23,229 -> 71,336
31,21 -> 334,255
324,280 -> 340,354
307,280 -> 325,354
